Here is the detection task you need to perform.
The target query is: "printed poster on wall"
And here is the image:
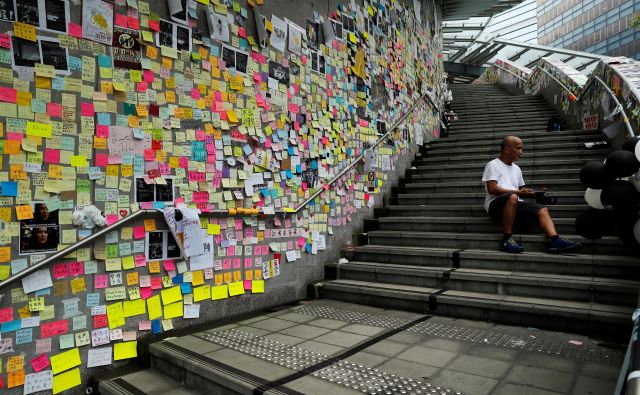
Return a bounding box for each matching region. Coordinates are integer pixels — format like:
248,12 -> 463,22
82,0 -> 114,45
112,26 -> 141,70
286,19 -> 304,56
19,202 -> 59,255
270,15 -> 287,53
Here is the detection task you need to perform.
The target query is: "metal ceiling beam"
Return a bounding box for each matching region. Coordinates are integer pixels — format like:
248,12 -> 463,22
466,43 -> 499,64
576,58 -> 599,71
525,51 -> 553,69
474,44 -> 507,65
508,48 -> 530,61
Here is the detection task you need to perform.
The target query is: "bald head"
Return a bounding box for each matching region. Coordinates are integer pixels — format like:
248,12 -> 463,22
501,136 -> 522,152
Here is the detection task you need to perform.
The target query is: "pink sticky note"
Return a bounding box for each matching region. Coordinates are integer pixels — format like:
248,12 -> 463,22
95,153 -> 109,167
40,320 -> 68,338
106,214 -> 119,225
69,262 -> 84,276
52,263 -> 68,280
0,33 -> 11,49
163,260 -> 176,271
31,354 -> 50,373
115,13 -> 128,27
94,274 -> 108,289
0,86 -> 17,103
96,125 -> 109,137
81,102 -> 95,117
44,149 -> 61,164
143,70 -> 154,82
0,307 -> 13,324
297,237 -> 306,247
139,321 -> 151,330
244,280 -> 252,290
140,287 -> 152,299
128,16 -> 140,30
134,255 -> 146,266
238,27 -> 246,38
47,102 -> 62,117
68,22 -> 82,37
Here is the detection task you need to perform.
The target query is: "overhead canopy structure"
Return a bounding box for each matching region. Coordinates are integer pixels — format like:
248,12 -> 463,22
441,0 -> 527,20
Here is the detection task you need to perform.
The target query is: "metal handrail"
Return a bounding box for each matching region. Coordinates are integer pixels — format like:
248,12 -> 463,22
491,61 -> 636,138
0,94 -> 436,290
491,62 -> 527,82
285,93 -> 433,214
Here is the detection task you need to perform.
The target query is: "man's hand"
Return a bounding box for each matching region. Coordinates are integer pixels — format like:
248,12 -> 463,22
517,188 -> 536,198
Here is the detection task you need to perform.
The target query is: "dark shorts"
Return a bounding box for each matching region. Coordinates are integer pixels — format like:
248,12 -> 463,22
488,193 -> 545,226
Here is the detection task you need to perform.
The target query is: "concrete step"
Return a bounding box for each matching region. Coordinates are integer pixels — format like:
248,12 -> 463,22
396,191 -> 587,205
326,262 -> 639,307
448,118 -> 552,127
385,204 -> 587,218
403,179 -> 584,193
413,150 -> 608,166
318,279 -> 632,340
366,230 -> 630,256
375,216 -> 580,235
343,245 -> 640,279
100,368 -> 202,395
430,133 -> 600,148
435,129 -> 602,144
413,157 -> 601,171
425,141 -> 607,157
408,168 -> 583,182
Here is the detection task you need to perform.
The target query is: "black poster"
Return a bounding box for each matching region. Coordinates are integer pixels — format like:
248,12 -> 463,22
40,40 -> 67,70
19,202 -> 60,255
176,25 -> 190,51
16,0 -> 39,26
147,231 -> 164,259
158,20 -> 174,47
306,19 -> 319,50
155,178 -> 173,202
268,60 -> 289,86
135,178 -> 155,202
222,46 -> 235,68
113,26 -> 141,70
12,36 -> 40,67
44,0 -> 66,32
235,50 -> 248,74
0,0 -> 15,21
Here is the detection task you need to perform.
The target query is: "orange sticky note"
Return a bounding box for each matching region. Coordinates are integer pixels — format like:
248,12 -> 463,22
143,219 -> 156,231
0,247 -> 10,262
16,205 -> 33,220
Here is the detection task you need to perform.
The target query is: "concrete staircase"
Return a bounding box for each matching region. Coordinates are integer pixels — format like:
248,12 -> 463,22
318,84 -> 638,341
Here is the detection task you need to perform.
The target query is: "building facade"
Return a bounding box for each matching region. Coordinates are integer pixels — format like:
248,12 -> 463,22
537,0 -> 640,60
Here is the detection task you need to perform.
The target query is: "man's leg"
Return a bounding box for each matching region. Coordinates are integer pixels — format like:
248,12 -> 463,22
501,193 -> 518,235
537,207 -> 558,238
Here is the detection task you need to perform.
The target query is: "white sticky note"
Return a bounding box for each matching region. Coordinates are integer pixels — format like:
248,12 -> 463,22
24,370 -> 53,394
87,347 -> 112,368
22,269 -> 53,294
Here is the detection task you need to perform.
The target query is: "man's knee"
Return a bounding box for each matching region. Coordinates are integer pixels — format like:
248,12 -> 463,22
507,193 -> 518,204
538,207 -> 550,217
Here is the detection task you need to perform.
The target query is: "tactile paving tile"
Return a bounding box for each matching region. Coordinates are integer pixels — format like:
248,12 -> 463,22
195,329 -> 462,395
293,305 -> 623,365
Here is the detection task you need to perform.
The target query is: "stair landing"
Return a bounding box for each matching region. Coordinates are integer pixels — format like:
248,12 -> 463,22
99,300 -> 624,395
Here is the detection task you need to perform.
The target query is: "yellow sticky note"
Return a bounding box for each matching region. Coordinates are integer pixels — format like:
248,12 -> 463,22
69,155 -> 87,167
161,286 -> 182,305
228,281 -> 245,296
114,341 -> 138,361
252,280 -> 265,293
107,302 -> 125,329
123,299 -> 146,317
14,22 -> 36,42
122,256 -> 135,270
16,205 -> 34,220
50,348 -> 81,375
26,121 -> 52,138
0,265 -> 10,280
211,284 -> 229,300
191,270 -> 204,286
226,110 -> 238,123
207,224 -> 221,235
147,295 -> 162,320
53,368 -> 81,394
193,285 -> 211,302
163,301 -> 183,319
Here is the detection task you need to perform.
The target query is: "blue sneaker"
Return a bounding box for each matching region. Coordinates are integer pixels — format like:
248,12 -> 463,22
547,237 -> 581,254
501,237 -> 524,253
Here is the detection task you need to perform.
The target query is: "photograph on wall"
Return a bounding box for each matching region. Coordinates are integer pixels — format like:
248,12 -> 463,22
306,19 -> 319,50
12,36 -> 41,68
40,39 -> 68,71
155,178 -> 174,202
207,9 -> 229,43
0,0 -> 15,21
341,14 -> 355,32
82,0 -> 114,45
135,177 -> 174,203
19,202 -> 59,255
112,26 -> 141,70
270,15 -> 287,53
168,0 -> 188,25
43,0 -> 68,33
175,24 -> 191,51
221,44 -> 235,69
330,19 -> 343,40
145,230 -> 183,261
16,0 -> 39,26
286,19 -> 304,56
268,60 -> 290,86
158,19 -> 174,47
235,49 -> 248,74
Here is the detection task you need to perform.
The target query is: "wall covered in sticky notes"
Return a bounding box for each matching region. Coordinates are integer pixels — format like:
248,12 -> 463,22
0,0 -> 444,393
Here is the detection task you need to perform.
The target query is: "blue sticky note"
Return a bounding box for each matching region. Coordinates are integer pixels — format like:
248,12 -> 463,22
286,170 -> 292,179
153,202 -> 166,209
243,144 -> 253,155
97,113 -> 111,125
1,319 -> 21,333
97,54 -> 112,68
86,293 -> 100,307
172,274 -> 183,284
68,56 -> 82,70
180,283 -> 192,294
305,244 -> 311,253
311,161 -> 318,169
296,165 -> 301,173
261,189 -> 270,197
35,288 -> 51,296
151,319 -> 162,334
52,77 -> 64,90
15,328 -> 33,345
1,181 -> 17,197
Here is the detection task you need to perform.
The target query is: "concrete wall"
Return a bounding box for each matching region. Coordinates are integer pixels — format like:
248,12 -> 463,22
0,0 -> 443,393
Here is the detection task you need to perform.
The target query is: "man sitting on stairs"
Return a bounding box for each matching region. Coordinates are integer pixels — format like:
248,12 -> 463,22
482,136 -> 582,254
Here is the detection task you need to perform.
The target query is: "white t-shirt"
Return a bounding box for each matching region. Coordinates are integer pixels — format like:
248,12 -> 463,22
482,158 -> 525,212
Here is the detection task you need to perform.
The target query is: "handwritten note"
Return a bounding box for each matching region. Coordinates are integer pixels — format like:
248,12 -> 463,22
52,367 -> 81,394
87,347 -> 112,367
49,348 -> 80,374
114,341 -> 138,360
